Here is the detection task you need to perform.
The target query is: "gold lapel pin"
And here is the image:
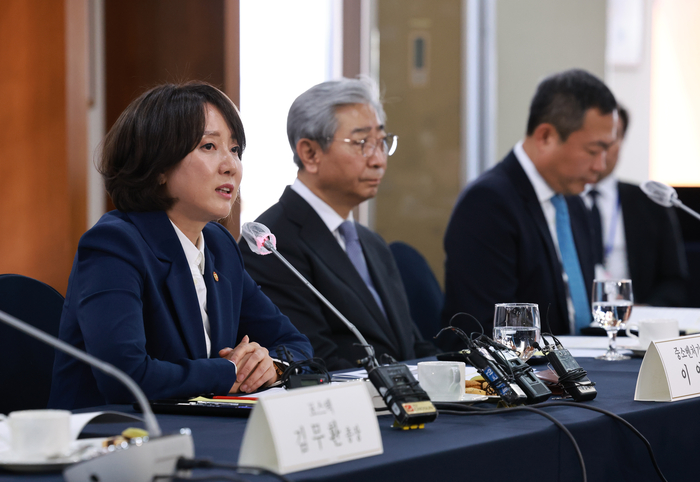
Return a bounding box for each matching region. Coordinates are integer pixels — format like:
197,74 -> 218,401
213,272 -> 219,282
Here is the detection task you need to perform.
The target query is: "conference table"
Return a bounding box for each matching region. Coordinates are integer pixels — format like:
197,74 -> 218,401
1,348 -> 698,481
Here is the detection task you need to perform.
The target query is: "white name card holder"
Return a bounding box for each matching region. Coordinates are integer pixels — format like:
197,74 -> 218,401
238,381 -> 383,474
635,334 -> 700,402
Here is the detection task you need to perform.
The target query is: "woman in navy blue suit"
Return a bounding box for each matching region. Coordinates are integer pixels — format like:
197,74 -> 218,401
49,82 -> 312,410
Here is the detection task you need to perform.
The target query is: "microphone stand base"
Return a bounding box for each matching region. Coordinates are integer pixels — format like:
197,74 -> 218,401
63,431 -> 194,482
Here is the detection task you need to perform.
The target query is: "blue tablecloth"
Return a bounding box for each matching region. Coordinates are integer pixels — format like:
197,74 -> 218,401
1,357 -> 697,481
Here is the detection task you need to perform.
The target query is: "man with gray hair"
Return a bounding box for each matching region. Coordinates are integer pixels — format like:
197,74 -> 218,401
240,78 -> 436,370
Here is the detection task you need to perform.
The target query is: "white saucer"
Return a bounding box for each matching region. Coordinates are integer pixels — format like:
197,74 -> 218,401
619,344 -> 647,357
0,438 -> 104,473
432,393 -> 489,404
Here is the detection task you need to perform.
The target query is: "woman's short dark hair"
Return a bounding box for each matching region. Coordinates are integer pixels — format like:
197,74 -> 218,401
100,81 -> 246,212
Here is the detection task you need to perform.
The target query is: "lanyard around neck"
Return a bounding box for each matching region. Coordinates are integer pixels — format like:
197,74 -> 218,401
603,192 -> 621,261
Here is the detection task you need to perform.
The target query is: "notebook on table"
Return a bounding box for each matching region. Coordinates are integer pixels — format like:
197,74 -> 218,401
134,396 -> 256,418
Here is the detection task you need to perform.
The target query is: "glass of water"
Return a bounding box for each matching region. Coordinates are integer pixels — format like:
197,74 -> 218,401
493,303 -> 540,361
592,279 -> 633,361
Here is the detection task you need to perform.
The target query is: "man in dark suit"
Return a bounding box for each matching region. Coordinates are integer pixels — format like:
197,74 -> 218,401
583,106 -> 688,306
240,78 -> 436,370
442,69 -> 618,344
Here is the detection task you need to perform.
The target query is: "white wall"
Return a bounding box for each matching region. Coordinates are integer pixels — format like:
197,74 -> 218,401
649,0 -> 700,186
606,0 -> 653,185
239,1 -> 341,225
87,0 -> 106,227
495,0 -> 607,163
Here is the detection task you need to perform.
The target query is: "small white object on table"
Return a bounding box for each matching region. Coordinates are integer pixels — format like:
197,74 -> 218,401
554,336 -> 632,358
557,307 -> 700,358
627,306 -> 700,334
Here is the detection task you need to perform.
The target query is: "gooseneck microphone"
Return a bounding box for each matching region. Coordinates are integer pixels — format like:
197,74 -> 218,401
241,222 -> 437,427
641,180 -> 700,221
241,222 -> 374,359
0,309 -> 160,437
0,309 -> 194,482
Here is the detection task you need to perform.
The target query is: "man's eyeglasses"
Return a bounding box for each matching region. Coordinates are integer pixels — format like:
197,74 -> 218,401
326,134 -> 398,158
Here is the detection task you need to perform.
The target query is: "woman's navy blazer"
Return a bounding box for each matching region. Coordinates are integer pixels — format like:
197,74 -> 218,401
49,210 -> 312,409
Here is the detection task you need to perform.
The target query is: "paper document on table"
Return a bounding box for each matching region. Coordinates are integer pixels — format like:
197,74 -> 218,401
554,336 -> 633,358
242,387 -> 287,399
331,365 -> 419,380
332,364 -> 481,381
0,411 -> 142,452
193,387 -> 287,402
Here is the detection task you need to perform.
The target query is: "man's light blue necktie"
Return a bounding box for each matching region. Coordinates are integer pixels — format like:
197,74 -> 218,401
338,221 -> 387,318
551,194 -> 591,333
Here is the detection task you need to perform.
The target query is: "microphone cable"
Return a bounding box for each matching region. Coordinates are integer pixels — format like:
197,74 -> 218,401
433,402 -> 586,482
537,311 -> 666,481
532,401 -> 668,482
536,334 -> 596,391
433,398 -> 669,482
435,309 -> 667,482
152,458 -> 293,482
279,357 -> 330,387
271,345 -> 331,389
443,312 -> 485,340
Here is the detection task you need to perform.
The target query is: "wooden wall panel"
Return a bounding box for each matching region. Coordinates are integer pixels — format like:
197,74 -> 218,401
104,0 -> 242,236
66,0 -> 89,281
0,0 -> 239,294
343,0 -> 362,78
375,0 -> 462,287
224,0 -> 240,108
105,0 -> 226,129
0,0 -> 73,294
222,0 -> 241,237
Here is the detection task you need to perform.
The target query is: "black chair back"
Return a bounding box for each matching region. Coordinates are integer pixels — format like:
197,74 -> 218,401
389,241 -> 444,341
684,242 -> 700,307
0,274 -> 65,414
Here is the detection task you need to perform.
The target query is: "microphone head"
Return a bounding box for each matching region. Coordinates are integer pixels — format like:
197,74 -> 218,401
241,222 -> 276,255
640,180 -> 678,208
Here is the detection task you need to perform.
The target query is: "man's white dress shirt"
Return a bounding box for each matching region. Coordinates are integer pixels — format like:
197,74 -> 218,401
582,175 -> 629,281
514,141 -> 577,333
291,178 -> 354,251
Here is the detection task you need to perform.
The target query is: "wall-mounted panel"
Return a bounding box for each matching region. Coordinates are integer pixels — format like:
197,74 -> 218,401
375,0 -> 462,287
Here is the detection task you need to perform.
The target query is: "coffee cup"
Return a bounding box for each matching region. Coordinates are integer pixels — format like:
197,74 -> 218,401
418,361 -> 466,401
0,409 -> 71,460
625,319 -> 679,350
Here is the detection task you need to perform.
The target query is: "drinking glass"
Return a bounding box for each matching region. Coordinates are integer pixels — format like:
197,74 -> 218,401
592,279 -> 633,361
493,303 -> 540,361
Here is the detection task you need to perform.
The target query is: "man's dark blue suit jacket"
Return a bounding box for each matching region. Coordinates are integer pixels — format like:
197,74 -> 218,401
49,210 -> 311,410
617,181 -> 688,306
441,151 -> 594,346
240,187 -> 436,371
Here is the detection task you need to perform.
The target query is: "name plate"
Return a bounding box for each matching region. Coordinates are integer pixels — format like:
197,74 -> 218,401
635,334 -> 700,402
238,381 -> 383,474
